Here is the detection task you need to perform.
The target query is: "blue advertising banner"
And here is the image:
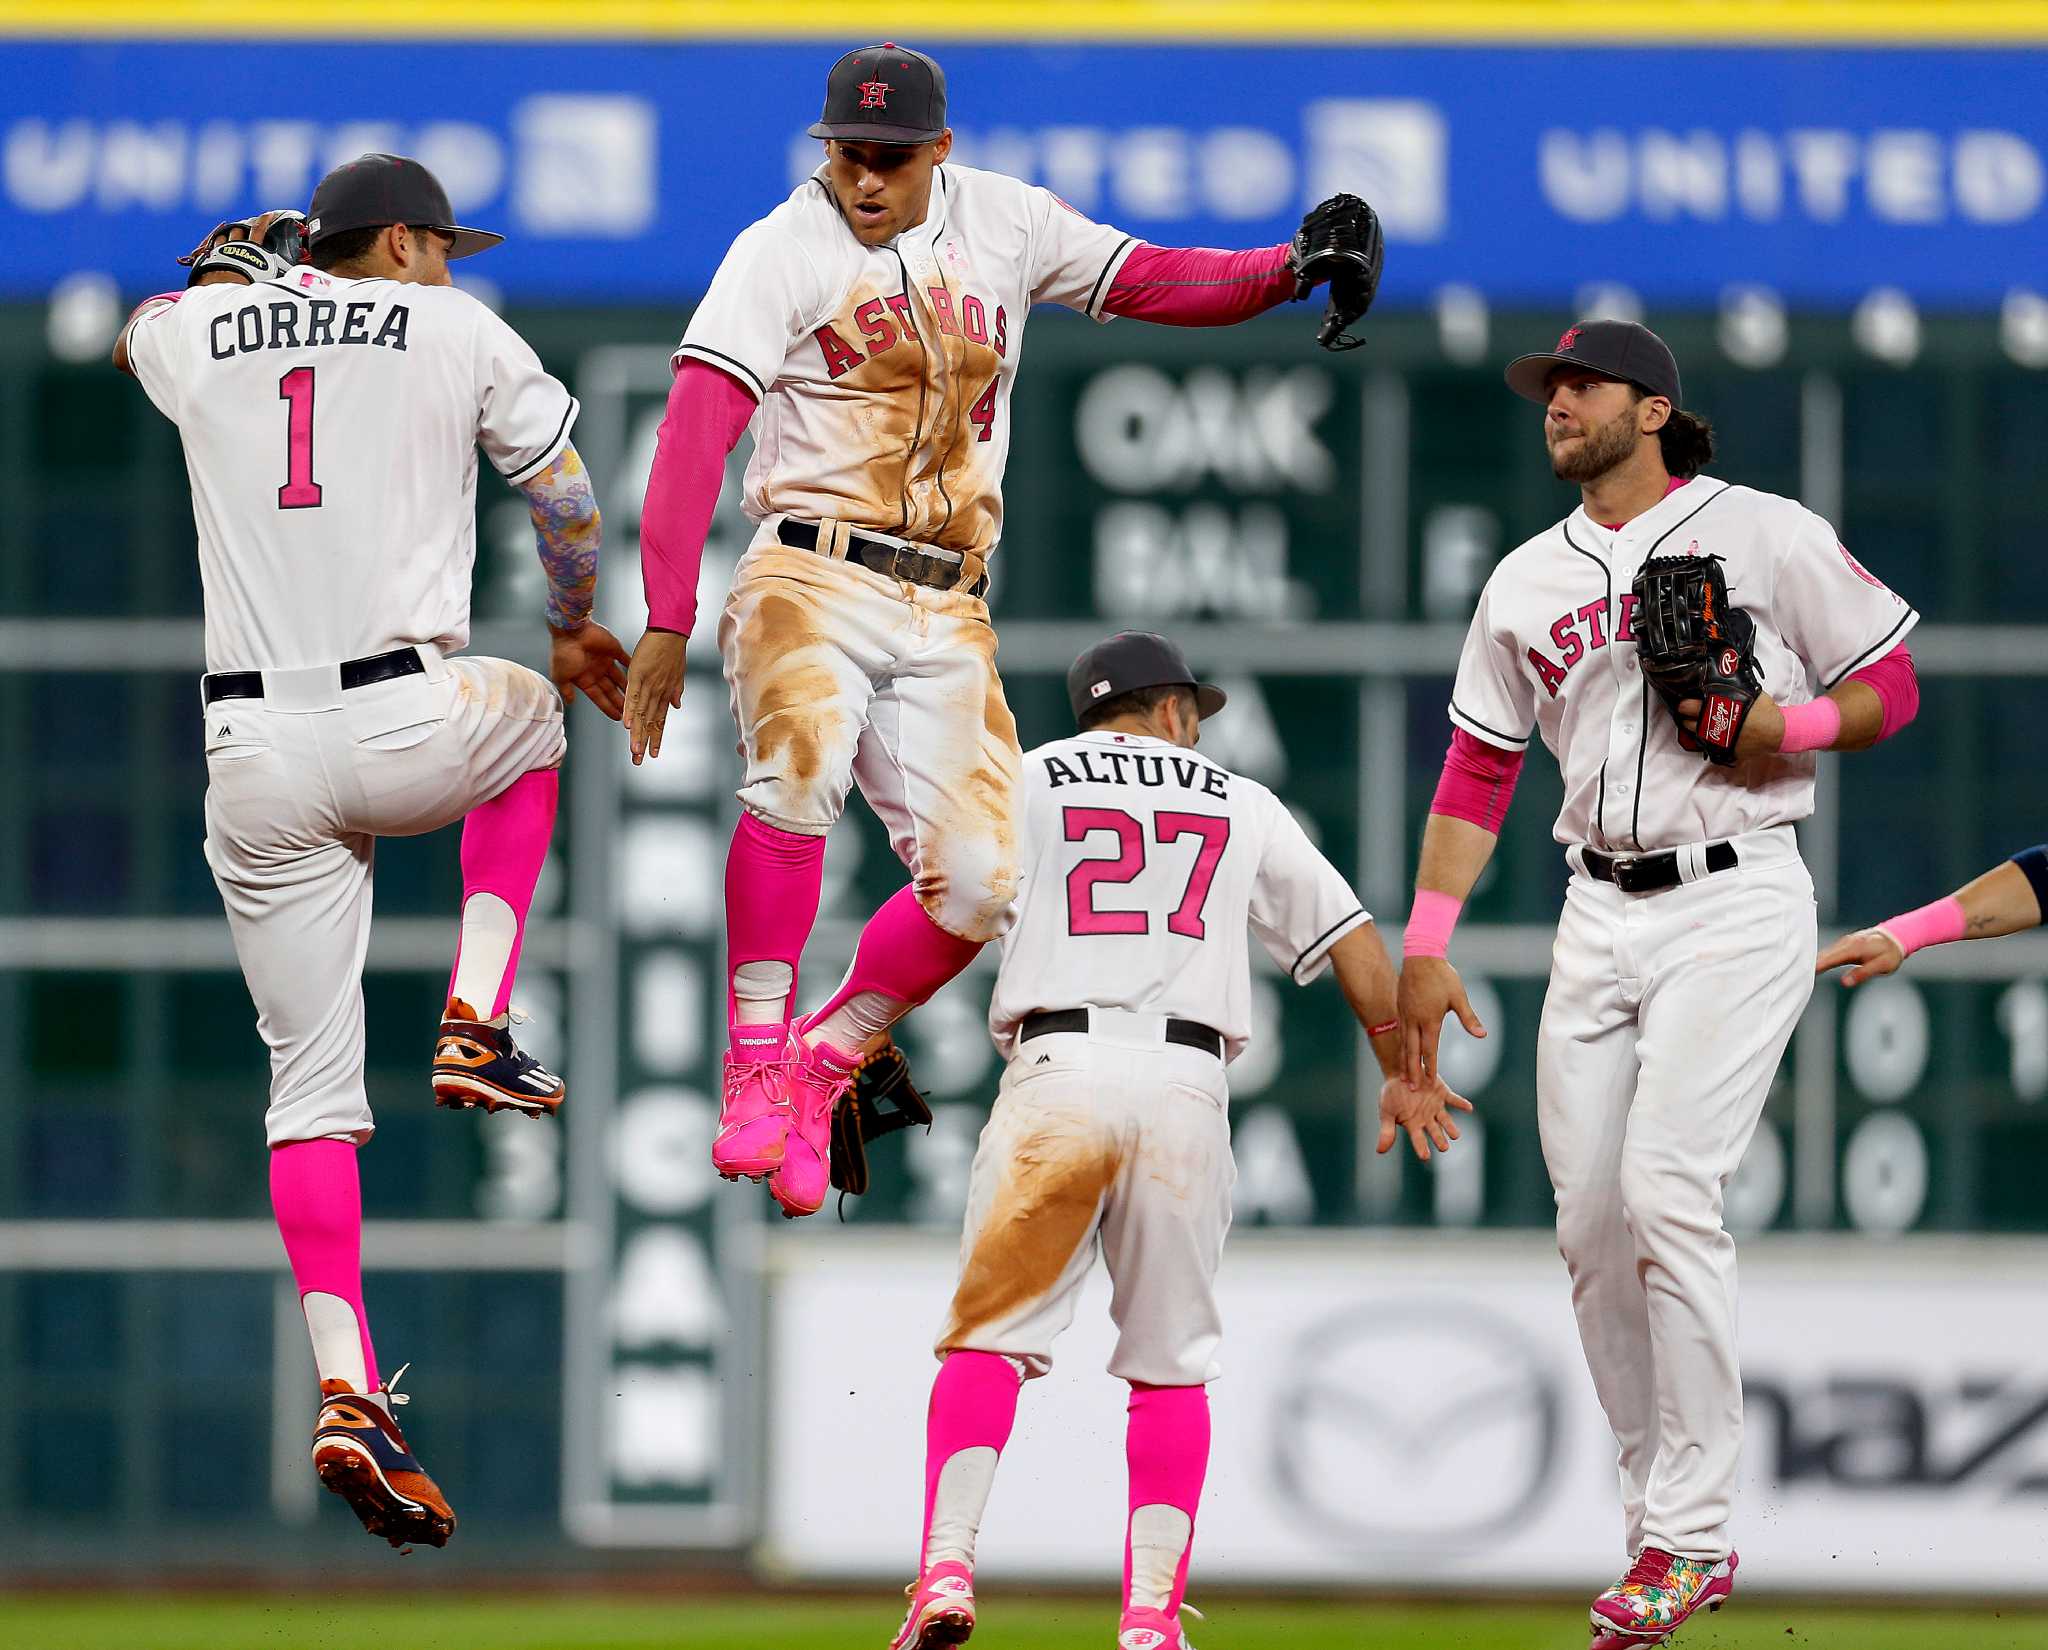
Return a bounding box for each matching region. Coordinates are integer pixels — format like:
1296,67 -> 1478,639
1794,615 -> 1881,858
3,40 -> 2044,307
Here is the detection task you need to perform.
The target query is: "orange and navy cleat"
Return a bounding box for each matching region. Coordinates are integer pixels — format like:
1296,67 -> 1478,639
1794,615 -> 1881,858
432,998 -> 564,1117
311,1368 -> 457,1549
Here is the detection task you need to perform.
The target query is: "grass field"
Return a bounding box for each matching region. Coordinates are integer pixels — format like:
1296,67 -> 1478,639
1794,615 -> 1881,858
6,1594 -> 2048,1650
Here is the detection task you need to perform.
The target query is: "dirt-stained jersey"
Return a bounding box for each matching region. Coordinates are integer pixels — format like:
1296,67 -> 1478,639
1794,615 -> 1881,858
125,269 -> 578,673
987,731 -> 1369,1063
674,163 -> 1135,562
1449,477 -> 1919,851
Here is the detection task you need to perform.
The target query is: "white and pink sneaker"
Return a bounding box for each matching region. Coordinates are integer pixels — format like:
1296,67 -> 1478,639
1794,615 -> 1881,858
1117,1604 -> 1200,1650
767,1018 -> 859,1219
889,1559 -> 976,1650
711,1032 -> 790,1182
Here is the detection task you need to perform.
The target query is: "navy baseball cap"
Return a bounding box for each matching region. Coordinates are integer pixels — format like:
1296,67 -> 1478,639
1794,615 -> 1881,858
1505,319 -> 1683,407
1067,633 -> 1227,727
307,154 -> 503,258
807,43 -> 948,145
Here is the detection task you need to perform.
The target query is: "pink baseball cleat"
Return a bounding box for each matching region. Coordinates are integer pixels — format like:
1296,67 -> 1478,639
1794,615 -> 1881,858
1117,1604 -> 1199,1650
712,1040 -> 790,1182
1588,1547 -> 1738,1648
766,1019 -> 859,1219
889,1559 -> 976,1650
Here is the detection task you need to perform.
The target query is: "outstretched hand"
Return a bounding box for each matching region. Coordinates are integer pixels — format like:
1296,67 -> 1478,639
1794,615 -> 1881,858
549,619 -> 631,720
1816,927 -> 1905,986
1395,955 -> 1487,1090
1376,1073 -> 1475,1161
624,629 -> 688,763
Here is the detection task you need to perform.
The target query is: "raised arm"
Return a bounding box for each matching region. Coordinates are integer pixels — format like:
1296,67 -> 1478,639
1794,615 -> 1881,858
1819,846 -> 2048,985
622,359 -> 757,763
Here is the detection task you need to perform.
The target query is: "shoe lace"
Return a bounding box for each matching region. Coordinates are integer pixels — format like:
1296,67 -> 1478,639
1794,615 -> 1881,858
381,1361 -> 413,1409
1620,1548 -> 1673,1589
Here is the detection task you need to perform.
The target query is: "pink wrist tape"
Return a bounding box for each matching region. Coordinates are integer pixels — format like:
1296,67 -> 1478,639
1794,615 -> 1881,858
1776,696 -> 1842,754
1404,889 -> 1463,958
639,359 -> 756,635
1102,242 -> 1296,326
1430,730 -> 1524,833
1876,894 -> 1967,959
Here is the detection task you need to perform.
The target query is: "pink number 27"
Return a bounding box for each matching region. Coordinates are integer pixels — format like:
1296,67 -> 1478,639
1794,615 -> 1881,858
276,366 -> 323,509
1064,806 -> 1230,939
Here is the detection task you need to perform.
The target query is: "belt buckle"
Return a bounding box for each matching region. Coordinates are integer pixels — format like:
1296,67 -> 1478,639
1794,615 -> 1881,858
1608,853 -> 1646,892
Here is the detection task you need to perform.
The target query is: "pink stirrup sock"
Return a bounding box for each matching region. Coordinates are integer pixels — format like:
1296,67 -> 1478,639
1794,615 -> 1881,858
449,768 -> 559,1018
803,885 -> 983,1056
270,1139 -> 379,1391
726,812 -> 828,1054
919,1351 -> 1022,1573
1125,1382 -> 1211,1615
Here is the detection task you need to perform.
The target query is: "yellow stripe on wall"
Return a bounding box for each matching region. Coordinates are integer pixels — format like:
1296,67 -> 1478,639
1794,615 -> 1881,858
6,0 -> 2048,43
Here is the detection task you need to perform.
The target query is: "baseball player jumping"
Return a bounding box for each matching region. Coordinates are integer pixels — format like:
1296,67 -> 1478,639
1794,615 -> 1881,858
889,632 -> 1471,1650
621,41 -> 1384,1220
114,155 -> 629,1547
1396,322 -> 1921,1648
1818,843 -> 2048,983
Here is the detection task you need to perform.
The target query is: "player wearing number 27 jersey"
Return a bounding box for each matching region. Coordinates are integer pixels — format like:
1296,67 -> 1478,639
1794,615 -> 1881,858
888,634 -> 1470,1650
115,154 -> 629,1549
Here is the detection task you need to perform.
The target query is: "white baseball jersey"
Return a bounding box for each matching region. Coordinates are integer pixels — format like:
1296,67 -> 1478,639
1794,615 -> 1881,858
987,731 -> 1370,1062
1449,477 -> 1918,851
125,270 -> 579,673
674,163 -> 1135,560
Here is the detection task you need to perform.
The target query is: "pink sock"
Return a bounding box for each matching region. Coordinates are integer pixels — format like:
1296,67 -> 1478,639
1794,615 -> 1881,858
1125,1382 -> 1210,1615
804,885 -> 984,1056
726,812 -> 828,1057
270,1139 -> 379,1391
449,768 -> 558,1018
919,1351 -> 1022,1574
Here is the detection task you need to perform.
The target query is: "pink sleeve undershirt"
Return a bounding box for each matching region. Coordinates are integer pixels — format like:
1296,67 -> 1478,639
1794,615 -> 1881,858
1100,242 -> 1297,326
638,359 -> 757,635
1847,641 -> 1918,742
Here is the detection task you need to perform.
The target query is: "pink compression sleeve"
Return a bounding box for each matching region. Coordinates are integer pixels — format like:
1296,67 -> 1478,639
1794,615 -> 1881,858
1429,729 -> 1525,834
1847,642 -> 1920,743
639,360 -> 756,635
1101,242 -> 1297,326
1878,894 -> 1967,958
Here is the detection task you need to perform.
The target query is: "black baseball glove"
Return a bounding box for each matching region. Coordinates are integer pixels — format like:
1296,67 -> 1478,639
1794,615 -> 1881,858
177,210 -> 308,287
1288,193 -> 1385,352
1631,553 -> 1763,766
828,1038 -> 933,1205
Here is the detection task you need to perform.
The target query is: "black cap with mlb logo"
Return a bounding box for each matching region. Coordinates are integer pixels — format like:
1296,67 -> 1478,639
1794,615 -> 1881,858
306,153 -> 503,259
1505,319 -> 1684,408
807,43 -> 949,145
1067,632 -> 1228,728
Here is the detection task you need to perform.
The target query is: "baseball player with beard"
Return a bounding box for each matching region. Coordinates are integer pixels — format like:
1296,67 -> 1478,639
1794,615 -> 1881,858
621,42 -> 1383,1222
1396,321 -> 1922,1648
1818,843 -> 2048,982
888,632 -> 1470,1650
114,155 -> 629,1548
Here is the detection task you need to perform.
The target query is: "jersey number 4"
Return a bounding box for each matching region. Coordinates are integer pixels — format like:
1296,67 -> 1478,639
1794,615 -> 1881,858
1065,806 -> 1230,939
276,366 -> 323,510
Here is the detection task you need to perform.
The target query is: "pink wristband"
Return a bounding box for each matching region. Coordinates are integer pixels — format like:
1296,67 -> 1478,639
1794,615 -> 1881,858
1776,696 -> 1842,754
1875,895 -> 1967,959
1403,889 -> 1463,959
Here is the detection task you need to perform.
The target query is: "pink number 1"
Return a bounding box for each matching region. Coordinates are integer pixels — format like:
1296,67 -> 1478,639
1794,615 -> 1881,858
277,366 -> 323,509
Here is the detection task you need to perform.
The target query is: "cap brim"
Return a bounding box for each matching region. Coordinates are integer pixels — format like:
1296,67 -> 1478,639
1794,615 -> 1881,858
1505,351 -> 1618,404
1194,683 -> 1227,720
441,226 -> 504,259
806,120 -> 946,144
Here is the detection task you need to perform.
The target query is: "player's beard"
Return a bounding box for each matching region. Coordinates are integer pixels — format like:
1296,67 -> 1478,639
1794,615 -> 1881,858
1548,408 -> 1642,483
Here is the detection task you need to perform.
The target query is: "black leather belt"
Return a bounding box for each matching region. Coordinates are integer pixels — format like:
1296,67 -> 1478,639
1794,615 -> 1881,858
778,518 -> 988,598
1582,840 -> 1739,893
202,646 -> 426,705
1020,1009 -> 1225,1060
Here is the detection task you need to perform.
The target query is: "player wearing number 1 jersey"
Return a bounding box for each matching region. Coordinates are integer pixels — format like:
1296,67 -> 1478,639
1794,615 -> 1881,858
622,42 -> 1383,1222
888,633 -> 1469,1650
114,154 -> 629,1548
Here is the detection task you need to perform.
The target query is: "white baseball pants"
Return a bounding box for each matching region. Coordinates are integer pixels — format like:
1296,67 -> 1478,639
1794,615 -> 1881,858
936,1012 -> 1235,1387
1537,823 -> 1816,1561
201,648 -> 564,1147
717,539 -> 1021,944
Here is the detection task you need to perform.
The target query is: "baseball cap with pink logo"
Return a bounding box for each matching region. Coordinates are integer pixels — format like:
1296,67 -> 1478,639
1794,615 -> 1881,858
808,43 -> 949,145
1505,318 -> 1683,407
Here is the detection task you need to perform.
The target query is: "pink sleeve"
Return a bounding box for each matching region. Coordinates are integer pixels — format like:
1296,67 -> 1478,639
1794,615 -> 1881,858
1100,242 -> 1297,326
1847,641 -> 1919,743
639,359 -> 756,635
1430,729 -> 1525,834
